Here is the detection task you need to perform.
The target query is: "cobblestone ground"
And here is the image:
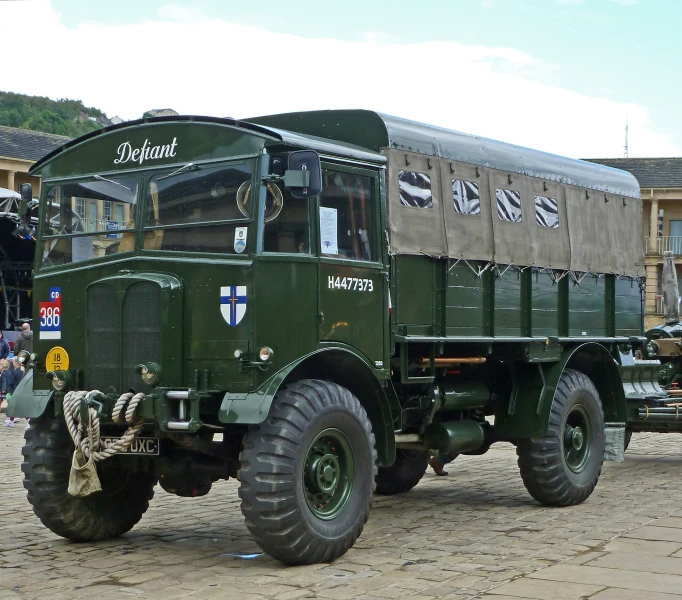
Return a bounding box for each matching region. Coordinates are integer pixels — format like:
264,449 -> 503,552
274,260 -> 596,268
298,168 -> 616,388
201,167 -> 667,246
2,422 -> 682,599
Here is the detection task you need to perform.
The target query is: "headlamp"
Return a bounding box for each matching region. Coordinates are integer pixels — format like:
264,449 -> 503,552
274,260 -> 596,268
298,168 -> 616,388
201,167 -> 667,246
46,370 -> 72,392
259,347 -> 274,362
135,362 -> 161,386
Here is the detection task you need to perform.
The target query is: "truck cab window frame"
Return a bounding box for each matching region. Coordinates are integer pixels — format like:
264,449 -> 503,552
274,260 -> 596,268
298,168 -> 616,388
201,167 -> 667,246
142,159 -> 254,255
319,166 -> 378,263
40,173 -> 139,268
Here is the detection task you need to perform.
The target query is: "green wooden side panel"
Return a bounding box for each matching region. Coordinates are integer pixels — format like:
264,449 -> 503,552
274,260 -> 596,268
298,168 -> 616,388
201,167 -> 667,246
568,275 -> 607,337
494,267 -> 524,337
445,263 -> 487,336
615,278 -> 643,337
531,269 -> 560,337
394,255 -> 435,336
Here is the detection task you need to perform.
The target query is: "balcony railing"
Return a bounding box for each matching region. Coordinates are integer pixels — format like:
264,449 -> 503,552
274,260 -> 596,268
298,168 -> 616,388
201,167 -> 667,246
643,236 -> 682,255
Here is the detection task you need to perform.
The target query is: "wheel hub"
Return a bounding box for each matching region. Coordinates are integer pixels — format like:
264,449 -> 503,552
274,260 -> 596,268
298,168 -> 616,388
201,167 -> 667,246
563,405 -> 592,473
565,425 -> 584,451
303,429 -> 355,520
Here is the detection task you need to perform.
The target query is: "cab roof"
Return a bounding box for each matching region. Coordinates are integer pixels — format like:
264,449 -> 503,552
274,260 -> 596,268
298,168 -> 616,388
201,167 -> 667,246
29,114 -> 385,176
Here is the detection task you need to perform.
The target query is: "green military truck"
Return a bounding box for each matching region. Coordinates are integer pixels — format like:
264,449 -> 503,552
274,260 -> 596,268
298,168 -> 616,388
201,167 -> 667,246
10,110 -> 646,564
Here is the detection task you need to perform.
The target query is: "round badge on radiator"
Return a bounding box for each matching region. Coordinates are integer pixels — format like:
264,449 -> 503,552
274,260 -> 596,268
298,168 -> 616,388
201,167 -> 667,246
45,346 -> 70,372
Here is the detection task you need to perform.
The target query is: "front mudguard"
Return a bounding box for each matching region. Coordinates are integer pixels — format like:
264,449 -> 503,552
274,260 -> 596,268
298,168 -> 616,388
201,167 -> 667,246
218,347 -> 397,467
6,371 -> 54,418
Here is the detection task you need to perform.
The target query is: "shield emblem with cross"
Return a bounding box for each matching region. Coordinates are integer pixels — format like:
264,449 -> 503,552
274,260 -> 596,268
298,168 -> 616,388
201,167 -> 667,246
220,286 -> 247,326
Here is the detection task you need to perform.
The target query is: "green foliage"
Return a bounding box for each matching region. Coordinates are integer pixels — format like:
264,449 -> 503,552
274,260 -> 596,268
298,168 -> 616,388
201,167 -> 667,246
0,91 -> 108,137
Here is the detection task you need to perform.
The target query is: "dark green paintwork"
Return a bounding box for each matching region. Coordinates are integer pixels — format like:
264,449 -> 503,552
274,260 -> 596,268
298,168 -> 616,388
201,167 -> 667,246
303,428 -> 355,519
445,263 -> 489,337
568,275 -> 607,337
6,372 -> 52,418
16,115 -> 645,460
35,122 -> 270,180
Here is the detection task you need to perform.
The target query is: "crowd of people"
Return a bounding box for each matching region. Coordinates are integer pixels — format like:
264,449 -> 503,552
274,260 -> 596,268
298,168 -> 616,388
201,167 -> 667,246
1,323 -> 33,429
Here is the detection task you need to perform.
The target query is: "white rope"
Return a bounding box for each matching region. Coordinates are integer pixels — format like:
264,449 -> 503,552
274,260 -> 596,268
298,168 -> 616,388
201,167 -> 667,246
63,390 -> 145,463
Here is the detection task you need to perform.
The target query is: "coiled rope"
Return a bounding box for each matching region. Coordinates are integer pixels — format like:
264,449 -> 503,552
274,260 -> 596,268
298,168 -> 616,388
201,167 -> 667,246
63,390 -> 145,462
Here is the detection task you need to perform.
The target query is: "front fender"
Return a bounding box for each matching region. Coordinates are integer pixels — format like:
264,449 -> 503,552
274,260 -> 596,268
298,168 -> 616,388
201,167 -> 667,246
219,347 -> 398,466
6,371 -> 54,418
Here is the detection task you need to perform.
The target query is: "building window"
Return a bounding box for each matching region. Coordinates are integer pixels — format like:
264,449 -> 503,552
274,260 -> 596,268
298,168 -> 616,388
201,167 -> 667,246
534,195 -> 559,228
496,188 -> 522,222
399,171 -> 432,208
103,200 -> 112,222
452,180 -> 480,215
75,197 -> 85,217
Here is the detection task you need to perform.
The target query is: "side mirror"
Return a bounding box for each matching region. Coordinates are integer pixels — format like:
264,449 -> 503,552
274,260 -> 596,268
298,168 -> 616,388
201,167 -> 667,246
284,150 -> 322,199
19,183 -> 32,226
20,183 -> 32,203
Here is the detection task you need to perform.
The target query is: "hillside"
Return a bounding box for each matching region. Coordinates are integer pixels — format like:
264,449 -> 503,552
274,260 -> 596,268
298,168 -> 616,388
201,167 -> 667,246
0,91 -> 108,137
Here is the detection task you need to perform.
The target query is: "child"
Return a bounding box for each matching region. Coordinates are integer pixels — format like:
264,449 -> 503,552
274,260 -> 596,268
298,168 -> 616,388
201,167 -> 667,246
1,359 -> 13,427
2,357 -> 24,428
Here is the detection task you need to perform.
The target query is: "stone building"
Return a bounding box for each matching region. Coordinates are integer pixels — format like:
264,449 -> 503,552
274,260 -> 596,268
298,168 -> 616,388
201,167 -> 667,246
587,158 -> 682,330
0,126 -> 70,196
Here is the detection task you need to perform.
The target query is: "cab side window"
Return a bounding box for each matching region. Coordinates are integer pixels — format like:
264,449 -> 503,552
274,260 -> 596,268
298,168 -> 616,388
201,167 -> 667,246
263,184 -> 311,253
319,171 -> 374,262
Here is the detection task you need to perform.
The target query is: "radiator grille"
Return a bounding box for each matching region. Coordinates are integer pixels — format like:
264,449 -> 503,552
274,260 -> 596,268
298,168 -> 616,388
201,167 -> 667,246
86,284 -> 120,390
86,281 -> 162,394
122,282 -> 161,393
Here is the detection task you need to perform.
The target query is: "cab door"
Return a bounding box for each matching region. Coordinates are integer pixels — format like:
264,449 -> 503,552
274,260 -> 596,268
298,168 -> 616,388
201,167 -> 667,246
317,165 -> 387,368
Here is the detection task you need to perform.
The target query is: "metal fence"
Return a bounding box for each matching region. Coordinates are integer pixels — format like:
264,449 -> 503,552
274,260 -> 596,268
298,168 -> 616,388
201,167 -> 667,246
644,236 -> 682,255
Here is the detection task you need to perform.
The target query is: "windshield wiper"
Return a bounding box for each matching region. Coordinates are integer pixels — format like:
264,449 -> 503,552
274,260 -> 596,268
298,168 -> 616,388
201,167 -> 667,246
93,174 -> 133,191
157,162 -> 199,181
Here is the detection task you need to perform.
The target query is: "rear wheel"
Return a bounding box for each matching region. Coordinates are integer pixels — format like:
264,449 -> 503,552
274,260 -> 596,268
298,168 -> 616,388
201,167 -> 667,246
239,379 -> 376,564
22,416 -> 157,541
517,369 -> 604,506
375,449 -> 429,495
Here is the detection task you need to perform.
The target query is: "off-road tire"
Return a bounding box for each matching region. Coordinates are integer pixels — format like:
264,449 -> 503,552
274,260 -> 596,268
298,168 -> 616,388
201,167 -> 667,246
516,369 -> 604,507
238,379 -> 377,565
22,416 -> 157,541
375,449 -> 429,495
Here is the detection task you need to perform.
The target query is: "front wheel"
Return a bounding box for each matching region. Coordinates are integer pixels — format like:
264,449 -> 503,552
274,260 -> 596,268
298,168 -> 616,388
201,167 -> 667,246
517,369 -> 604,506
238,380 -> 376,564
22,416 -> 157,541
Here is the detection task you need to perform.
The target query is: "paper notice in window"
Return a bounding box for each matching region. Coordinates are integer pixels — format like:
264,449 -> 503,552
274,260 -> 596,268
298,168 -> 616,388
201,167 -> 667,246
320,207 -> 338,254
72,236 -> 95,263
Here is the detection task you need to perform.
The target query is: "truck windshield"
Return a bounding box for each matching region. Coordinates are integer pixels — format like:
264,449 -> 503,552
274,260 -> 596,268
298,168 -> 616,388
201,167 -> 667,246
143,161 -> 253,254
41,174 -> 138,267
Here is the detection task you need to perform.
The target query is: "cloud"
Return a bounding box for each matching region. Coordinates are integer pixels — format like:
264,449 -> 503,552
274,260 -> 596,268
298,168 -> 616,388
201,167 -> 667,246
606,0 -> 639,5
0,0 -> 676,158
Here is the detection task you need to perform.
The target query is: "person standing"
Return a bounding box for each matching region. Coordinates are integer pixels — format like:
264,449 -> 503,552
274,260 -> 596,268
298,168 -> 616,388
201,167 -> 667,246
13,323 -> 33,355
0,332 -> 9,360
3,357 -> 24,428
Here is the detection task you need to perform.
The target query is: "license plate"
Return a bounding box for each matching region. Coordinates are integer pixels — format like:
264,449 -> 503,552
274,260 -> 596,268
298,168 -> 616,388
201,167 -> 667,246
100,437 -> 159,456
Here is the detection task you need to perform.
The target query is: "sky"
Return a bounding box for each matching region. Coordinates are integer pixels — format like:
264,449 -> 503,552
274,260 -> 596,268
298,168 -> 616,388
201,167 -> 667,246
1,0 -> 680,158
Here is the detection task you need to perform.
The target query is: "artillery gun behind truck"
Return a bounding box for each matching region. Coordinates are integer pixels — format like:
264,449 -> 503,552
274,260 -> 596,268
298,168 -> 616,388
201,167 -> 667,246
10,110 -> 649,564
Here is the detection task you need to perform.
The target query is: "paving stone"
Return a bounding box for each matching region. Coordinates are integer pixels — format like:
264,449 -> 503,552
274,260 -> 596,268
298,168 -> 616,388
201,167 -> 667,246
590,589 -> 682,600
586,551 -> 682,575
623,526 -> 682,543
650,517 -> 682,530
528,564 -> 682,595
2,428 -> 682,598
484,577 -> 605,599
602,538 -> 682,556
